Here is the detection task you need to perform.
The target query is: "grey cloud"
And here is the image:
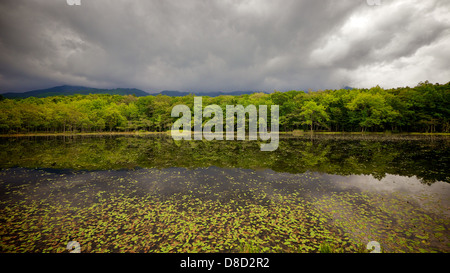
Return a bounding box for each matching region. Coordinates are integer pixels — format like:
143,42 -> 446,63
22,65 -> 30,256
0,0 -> 449,93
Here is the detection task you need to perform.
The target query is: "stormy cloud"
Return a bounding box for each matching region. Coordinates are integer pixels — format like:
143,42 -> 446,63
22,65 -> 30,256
0,0 -> 449,93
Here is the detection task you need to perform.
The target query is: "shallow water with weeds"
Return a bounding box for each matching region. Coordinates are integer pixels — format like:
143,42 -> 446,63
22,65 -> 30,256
0,135 -> 449,253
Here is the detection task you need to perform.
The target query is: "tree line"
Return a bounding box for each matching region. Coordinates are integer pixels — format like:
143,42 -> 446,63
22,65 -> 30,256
0,81 -> 449,134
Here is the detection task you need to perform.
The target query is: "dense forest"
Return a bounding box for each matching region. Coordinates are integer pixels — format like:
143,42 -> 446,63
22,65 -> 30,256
0,81 -> 449,134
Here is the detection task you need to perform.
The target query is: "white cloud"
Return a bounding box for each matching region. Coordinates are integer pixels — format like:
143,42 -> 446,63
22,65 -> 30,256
346,33 -> 450,88
309,0 -> 450,88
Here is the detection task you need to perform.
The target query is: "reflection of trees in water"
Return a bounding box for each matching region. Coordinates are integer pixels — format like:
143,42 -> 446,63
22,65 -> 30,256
0,135 -> 448,183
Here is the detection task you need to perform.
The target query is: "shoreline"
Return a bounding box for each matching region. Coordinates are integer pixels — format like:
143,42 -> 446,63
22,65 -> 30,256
1,131 -> 449,138
0,131 -> 170,137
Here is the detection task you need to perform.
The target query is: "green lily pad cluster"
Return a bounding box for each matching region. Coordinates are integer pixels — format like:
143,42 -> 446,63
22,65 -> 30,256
1,167 -> 448,253
313,191 -> 449,253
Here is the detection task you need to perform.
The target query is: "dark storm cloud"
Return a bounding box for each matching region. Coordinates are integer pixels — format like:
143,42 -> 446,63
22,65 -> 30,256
0,0 -> 449,93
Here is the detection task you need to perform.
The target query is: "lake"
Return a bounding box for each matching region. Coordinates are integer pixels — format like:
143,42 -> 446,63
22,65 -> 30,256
0,134 -> 449,253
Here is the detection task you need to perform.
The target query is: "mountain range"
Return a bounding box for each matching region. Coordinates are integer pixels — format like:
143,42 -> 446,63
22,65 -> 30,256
1,85 -> 266,99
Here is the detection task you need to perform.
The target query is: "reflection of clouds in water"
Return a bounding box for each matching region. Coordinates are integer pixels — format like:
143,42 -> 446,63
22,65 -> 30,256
329,173 -> 450,216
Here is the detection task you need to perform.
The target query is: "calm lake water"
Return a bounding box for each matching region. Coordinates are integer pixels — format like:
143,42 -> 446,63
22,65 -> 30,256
0,134 -> 449,253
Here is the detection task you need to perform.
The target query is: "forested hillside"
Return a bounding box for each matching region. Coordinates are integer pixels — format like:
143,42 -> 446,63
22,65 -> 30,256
1,85 -> 150,98
0,81 -> 448,134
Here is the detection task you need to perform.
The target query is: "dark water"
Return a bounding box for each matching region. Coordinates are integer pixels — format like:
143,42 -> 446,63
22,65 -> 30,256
0,134 -> 449,253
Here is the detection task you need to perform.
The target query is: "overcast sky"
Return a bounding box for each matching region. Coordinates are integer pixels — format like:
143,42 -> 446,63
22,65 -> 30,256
0,0 -> 449,93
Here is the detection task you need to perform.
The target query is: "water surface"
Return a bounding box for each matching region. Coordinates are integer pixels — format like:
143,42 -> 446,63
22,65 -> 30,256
0,134 -> 448,253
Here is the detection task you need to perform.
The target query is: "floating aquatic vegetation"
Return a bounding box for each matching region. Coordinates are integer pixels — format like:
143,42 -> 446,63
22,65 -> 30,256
0,167 -> 448,253
0,135 -> 449,253
312,190 -> 450,253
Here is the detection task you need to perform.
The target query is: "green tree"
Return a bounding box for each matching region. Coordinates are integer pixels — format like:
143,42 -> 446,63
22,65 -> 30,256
346,87 -> 398,132
104,104 -> 126,131
299,100 -> 329,134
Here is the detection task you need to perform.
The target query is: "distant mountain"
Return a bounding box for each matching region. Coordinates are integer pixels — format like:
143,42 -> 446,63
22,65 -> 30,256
157,90 -> 266,97
158,90 -> 192,97
1,85 -> 150,98
1,85 -> 267,99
